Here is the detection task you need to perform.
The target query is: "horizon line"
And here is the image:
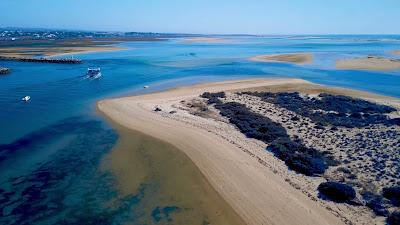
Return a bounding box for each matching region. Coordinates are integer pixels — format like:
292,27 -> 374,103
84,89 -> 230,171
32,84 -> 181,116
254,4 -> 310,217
1,26 -> 400,36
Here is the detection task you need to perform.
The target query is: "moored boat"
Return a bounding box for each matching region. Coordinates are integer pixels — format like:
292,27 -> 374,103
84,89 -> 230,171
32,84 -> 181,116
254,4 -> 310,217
87,68 -> 102,78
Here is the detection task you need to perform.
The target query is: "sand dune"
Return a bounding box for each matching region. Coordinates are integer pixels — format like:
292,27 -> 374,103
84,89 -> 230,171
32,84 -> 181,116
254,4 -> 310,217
250,53 -> 313,64
336,56 -> 400,71
98,79 -> 356,225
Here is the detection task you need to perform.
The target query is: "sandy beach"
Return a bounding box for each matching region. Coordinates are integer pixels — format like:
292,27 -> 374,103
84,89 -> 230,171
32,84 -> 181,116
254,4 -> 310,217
336,56 -> 400,71
98,78 -> 400,225
250,53 -> 313,64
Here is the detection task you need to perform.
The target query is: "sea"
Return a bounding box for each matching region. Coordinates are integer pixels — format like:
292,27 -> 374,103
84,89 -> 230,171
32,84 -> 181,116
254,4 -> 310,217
0,35 -> 399,224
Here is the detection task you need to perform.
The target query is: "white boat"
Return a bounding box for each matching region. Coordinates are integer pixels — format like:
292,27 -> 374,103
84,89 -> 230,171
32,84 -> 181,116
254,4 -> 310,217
22,96 -> 30,102
87,68 -> 102,78
143,85 -> 149,89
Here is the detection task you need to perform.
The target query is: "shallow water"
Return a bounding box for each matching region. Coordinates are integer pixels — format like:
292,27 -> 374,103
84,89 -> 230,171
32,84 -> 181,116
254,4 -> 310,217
101,125 -> 244,225
0,35 -> 400,224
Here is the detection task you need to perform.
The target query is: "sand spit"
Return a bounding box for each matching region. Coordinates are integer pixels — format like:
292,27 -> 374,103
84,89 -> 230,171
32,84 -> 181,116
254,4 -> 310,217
99,78 -> 389,225
250,53 -> 313,65
336,56 -> 400,71
393,50 -> 400,56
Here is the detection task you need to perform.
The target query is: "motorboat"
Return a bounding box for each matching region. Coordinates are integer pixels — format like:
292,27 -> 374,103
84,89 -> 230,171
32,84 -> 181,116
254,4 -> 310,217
87,68 -> 102,78
22,96 -> 30,102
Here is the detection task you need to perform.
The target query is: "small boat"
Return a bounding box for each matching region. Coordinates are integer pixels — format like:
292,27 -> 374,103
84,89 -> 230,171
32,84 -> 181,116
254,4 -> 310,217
143,85 -> 149,89
86,68 -> 102,78
22,96 -> 30,102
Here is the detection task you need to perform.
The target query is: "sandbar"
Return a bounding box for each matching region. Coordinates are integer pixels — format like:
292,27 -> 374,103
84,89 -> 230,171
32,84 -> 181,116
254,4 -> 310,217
250,53 -> 313,64
336,56 -> 400,71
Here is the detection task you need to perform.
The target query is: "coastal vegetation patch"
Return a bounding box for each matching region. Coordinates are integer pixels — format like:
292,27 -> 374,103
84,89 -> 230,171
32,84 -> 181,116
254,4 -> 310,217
201,90 -> 400,220
201,92 -> 336,176
387,211 -> 400,225
317,182 -> 356,203
242,92 -> 398,128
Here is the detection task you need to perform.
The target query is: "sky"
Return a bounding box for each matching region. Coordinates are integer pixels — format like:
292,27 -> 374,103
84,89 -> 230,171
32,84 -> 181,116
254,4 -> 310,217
1,0 -> 399,34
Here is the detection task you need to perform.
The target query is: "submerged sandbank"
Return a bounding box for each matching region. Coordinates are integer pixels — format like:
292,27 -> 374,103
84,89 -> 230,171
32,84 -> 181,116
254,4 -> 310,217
336,56 -> 400,71
98,78 -> 355,225
250,53 -> 313,64
99,121 -> 245,224
393,50 -> 400,55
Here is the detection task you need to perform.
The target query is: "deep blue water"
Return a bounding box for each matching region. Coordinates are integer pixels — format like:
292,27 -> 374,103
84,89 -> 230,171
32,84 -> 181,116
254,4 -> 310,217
0,36 -> 399,224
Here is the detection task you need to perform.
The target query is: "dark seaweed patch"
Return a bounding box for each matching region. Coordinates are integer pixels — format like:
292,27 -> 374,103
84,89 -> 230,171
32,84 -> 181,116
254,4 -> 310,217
151,206 -> 181,223
0,117 -> 147,225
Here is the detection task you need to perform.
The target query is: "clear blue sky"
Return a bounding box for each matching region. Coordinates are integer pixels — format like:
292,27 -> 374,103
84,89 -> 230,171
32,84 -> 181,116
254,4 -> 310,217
1,0 -> 399,34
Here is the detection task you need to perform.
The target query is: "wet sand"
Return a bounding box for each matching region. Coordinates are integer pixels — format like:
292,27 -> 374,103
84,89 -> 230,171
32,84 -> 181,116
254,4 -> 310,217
250,53 -> 313,64
98,78 -> 351,225
100,118 -> 245,225
336,56 -> 400,71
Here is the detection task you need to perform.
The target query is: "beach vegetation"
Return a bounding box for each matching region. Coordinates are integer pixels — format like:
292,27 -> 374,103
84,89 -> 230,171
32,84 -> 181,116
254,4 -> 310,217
317,182 -> 356,203
201,94 -> 336,176
387,211 -> 400,225
361,191 -> 389,216
242,92 -> 397,128
382,186 -> 400,206
200,92 -> 225,105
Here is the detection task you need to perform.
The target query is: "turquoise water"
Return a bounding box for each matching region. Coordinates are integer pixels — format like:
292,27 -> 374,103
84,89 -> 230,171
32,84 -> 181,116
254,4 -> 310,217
0,36 -> 399,224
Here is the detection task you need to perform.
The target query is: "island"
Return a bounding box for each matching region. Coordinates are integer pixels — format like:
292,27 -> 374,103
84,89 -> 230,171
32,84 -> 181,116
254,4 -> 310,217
336,56 -> 400,71
250,53 -> 313,64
